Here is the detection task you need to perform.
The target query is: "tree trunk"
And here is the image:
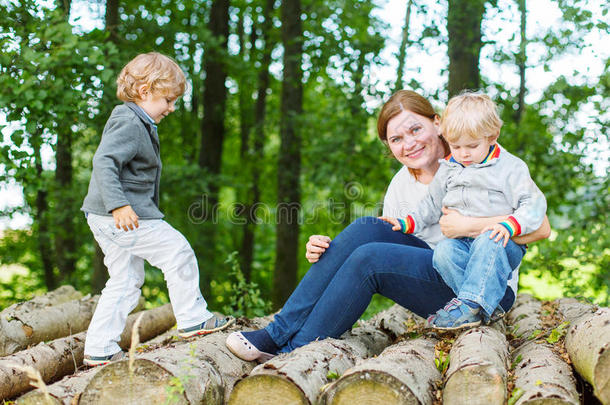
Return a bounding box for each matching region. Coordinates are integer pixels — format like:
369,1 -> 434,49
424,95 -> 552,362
0,296 -> 99,356
33,137 -> 56,290
394,0 -> 413,93
198,0 -> 230,292
515,0 -> 527,125
443,327 -> 509,405
564,308 -> 610,404
104,0 -> 119,43
318,338 -> 440,405
7,304 -> 174,402
273,0 -> 304,309
76,317 -> 270,404
0,286 -> 81,313
240,0 -> 275,281
506,293 -> 542,340
16,368 -> 99,405
511,340 -> 579,405
447,0 -> 485,96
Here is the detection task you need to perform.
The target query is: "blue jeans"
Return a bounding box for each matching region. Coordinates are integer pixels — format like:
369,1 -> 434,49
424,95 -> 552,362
264,217 -> 516,352
432,232 -> 526,316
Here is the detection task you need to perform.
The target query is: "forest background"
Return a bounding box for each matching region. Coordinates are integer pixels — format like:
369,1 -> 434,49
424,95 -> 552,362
0,0 -> 607,317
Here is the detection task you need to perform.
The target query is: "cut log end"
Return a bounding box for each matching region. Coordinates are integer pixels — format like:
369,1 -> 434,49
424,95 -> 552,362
443,364 -> 506,405
320,371 -> 418,405
228,374 -> 308,405
77,359 -> 188,405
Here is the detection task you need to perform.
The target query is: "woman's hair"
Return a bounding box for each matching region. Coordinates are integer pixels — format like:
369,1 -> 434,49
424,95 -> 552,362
116,52 -> 186,102
377,90 -> 450,178
441,92 -> 503,143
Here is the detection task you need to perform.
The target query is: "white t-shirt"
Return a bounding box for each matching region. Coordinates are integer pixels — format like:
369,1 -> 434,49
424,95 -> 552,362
382,166 -> 519,293
382,166 -> 445,249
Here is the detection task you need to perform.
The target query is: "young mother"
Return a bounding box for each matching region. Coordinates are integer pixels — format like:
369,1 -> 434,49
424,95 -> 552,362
226,90 -> 551,361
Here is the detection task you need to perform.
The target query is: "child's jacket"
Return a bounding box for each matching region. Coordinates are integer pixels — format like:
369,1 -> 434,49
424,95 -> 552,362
81,103 -> 163,219
408,144 -> 546,236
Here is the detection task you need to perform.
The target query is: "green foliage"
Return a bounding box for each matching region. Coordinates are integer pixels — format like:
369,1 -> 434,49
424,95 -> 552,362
508,387 -> 525,405
434,350 -> 450,374
222,252 -> 271,318
326,370 -> 340,380
546,321 -> 570,344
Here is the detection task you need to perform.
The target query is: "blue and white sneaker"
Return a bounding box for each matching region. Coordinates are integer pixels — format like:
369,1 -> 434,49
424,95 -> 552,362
427,298 -> 482,330
83,351 -> 127,367
483,306 -> 506,325
178,315 -> 235,338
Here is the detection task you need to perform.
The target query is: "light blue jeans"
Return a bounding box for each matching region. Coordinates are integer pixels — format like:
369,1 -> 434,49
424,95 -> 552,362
432,231 -> 526,316
264,217 -> 517,352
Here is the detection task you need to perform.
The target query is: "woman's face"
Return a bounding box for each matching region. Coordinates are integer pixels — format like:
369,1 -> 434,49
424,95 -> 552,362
386,110 -> 445,175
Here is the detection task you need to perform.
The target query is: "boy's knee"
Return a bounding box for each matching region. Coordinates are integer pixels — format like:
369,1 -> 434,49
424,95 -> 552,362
351,216 -> 378,227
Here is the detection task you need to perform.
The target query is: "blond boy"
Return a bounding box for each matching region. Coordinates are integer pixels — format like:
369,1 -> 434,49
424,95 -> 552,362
81,52 -> 232,366
381,92 -> 546,330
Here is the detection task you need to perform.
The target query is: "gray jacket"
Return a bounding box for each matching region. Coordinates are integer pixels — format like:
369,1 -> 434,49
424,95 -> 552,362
410,145 -> 546,236
81,103 -> 163,219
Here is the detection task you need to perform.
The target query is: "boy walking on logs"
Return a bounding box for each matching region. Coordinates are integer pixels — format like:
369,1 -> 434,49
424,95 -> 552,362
81,52 -> 233,366
381,92 -> 547,330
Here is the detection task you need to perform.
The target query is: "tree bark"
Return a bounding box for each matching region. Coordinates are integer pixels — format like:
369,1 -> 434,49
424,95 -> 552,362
511,340 -> 579,405
74,317 -> 271,404
564,308 -> 610,405
197,0 -> 230,293
506,293 -> 542,340
447,0 -> 485,96
443,327 -> 509,405
318,338 -> 440,405
0,296 -> 99,356
273,0 -> 304,308
16,368 -> 99,405
9,304 -> 174,402
515,0 -> 527,125
394,0 -> 413,93
228,324 -> 391,405
0,286 -> 81,314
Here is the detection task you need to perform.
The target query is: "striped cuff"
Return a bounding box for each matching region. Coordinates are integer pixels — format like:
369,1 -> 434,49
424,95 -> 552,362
397,216 -> 415,234
499,216 -> 522,237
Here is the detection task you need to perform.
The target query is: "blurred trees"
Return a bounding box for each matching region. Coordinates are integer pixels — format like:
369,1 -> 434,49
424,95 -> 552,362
0,0 -> 607,310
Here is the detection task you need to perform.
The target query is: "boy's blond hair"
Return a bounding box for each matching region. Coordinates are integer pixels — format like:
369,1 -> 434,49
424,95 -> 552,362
116,52 -> 186,102
440,92 -> 503,143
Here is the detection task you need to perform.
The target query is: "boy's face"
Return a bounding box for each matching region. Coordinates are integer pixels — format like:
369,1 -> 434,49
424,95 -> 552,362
447,135 -> 497,166
136,87 -> 177,123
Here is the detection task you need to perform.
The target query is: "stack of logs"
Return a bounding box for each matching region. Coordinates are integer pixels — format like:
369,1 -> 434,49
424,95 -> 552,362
3,288 -> 609,404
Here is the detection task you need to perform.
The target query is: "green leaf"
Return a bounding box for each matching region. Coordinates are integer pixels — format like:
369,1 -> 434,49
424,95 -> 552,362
508,388 -> 525,405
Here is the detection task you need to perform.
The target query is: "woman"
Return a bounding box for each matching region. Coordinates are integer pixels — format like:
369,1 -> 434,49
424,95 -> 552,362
226,90 -> 550,361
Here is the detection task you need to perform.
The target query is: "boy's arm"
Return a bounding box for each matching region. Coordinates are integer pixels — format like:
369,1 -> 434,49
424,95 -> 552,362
399,166 -> 448,234
498,162 -> 547,237
439,208 -> 550,244
92,117 -> 141,213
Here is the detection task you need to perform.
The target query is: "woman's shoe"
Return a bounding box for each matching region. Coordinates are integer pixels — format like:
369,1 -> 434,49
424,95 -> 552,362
225,331 -> 276,362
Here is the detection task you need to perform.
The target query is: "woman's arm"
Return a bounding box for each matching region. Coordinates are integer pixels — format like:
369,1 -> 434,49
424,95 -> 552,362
439,207 -> 551,244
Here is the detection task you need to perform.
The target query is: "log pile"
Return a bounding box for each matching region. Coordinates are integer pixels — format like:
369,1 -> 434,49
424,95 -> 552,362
4,292 -> 609,404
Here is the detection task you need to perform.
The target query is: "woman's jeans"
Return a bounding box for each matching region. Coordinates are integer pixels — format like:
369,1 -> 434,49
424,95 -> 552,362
264,216 -> 516,352
432,232 -> 526,316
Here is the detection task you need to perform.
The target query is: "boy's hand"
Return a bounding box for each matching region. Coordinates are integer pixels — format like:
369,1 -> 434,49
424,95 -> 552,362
378,216 -> 402,232
483,223 -> 510,247
112,205 -> 139,231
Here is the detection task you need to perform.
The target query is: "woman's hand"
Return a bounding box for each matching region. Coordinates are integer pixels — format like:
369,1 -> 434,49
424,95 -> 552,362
305,235 -> 332,263
112,205 -> 139,231
378,216 -> 402,232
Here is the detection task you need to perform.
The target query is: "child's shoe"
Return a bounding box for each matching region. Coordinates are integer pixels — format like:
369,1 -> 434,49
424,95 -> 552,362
83,351 -> 127,367
225,329 -> 279,363
178,315 -> 235,338
427,298 -> 482,330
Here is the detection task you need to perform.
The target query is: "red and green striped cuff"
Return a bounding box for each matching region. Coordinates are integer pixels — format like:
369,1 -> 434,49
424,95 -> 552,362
499,216 -> 521,237
397,216 -> 415,234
